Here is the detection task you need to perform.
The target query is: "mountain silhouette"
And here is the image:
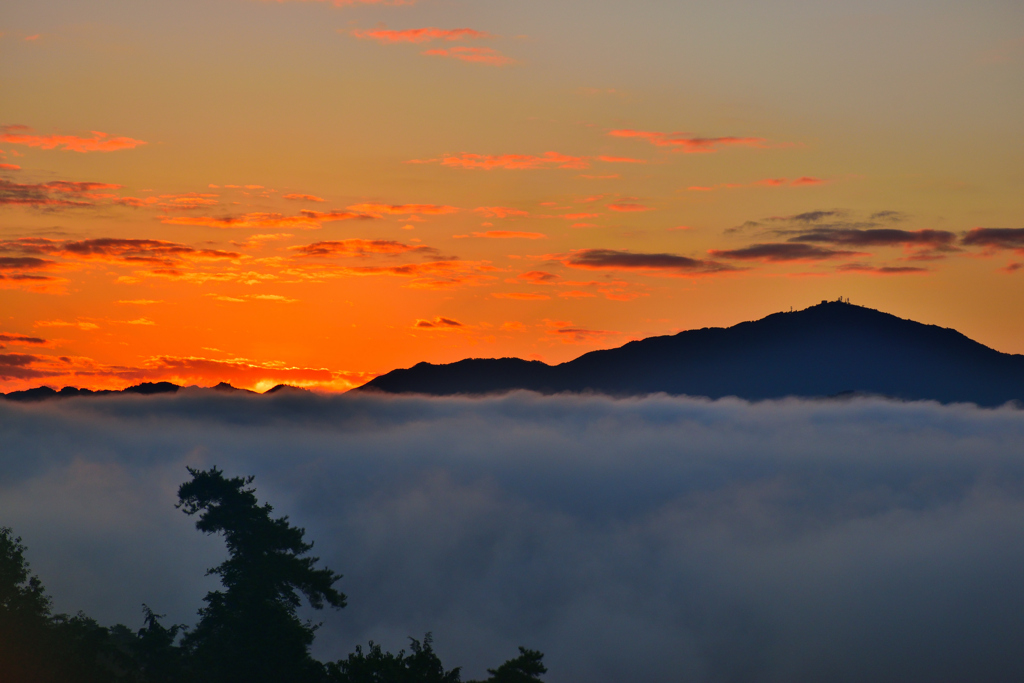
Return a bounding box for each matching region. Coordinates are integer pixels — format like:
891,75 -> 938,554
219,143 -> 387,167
357,301 -> 1024,406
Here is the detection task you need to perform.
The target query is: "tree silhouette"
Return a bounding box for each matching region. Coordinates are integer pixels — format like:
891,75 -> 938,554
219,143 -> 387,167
326,633 -> 462,683
468,647 -> 547,683
177,466 -> 346,683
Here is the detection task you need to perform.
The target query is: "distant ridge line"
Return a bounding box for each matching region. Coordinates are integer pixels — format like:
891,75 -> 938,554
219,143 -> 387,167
355,301 -> 1024,406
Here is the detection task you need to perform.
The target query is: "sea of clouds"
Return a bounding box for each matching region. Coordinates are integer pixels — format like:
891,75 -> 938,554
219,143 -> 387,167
2,390 -> 1024,682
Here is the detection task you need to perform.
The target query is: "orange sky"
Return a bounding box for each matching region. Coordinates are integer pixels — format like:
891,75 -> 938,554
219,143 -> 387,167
2,0 -> 1023,392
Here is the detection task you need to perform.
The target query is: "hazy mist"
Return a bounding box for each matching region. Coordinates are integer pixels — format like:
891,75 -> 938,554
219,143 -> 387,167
2,391 -> 1024,682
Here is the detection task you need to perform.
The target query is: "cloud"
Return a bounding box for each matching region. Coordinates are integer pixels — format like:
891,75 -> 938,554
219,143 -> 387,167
283,260 -> 499,290
608,129 -> 766,153
350,28 -> 491,44
347,203 -> 459,217
412,153 -> 588,170
962,228 -> 1024,253
607,202 -> 652,213
690,177 -> 826,191
0,179 -> 121,209
0,125 -> 146,153
415,317 -> 463,329
283,194 -> 326,202
471,231 -> 546,239
162,210 -> 372,230
290,239 -> 438,258
559,248 -> 732,275
422,47 -> 514,66
0,333 -> 47,345
474,207 -> 530,219
544,320 -> 615,343
1000,262 -> 1023,274
518,270 -> 559,284
0,237 -> 240,267
4,394 -> 1024,682
790,228 -> 957,249
491,292 -> 551,300
709,243 -> 862,263
597,156 -> 647,164
836,263 -> 930,275
0,256 -> 59,270
35,319 -> 100,331
0,163 -> 21,170
116,193 -> 220,210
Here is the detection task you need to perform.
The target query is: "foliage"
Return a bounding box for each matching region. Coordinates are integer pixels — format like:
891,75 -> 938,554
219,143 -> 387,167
176,466 -> 346,683
326,633 -> 462,683
0,470 -> 547,683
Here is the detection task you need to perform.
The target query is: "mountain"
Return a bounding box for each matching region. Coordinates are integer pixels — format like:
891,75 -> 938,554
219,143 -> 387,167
1,382 -> 295,402
357,301 -> 1024,406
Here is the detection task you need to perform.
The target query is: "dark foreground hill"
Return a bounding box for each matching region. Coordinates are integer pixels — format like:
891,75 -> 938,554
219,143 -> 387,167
357,301 -> 1024,406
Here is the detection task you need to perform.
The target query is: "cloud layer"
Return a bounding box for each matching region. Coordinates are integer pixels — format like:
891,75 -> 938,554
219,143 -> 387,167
3,393 -> 1024,682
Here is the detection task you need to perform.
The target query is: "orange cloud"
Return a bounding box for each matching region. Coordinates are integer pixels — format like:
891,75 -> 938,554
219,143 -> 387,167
709,243 -> 862,263
284,260 -> 499,289
283,193 -> 325,202
474,206 -> 530,218
836,263 -> 930,275
561,212 -> 600,220
608,202 -> 652,212
471,231 -> 546,239
608,129 -> 766,153
690,177 -> 826,191
0,179 -> 122,208
116,193 -> 219,210
597,156 -> 647,164
347,202 -> 459,216
558,248 -> 734,276
422,47 -> 514,66
415,316 -> 464,329
0,125 -> 146,153
411,152 -> 589,170
290,239 -> 438,257
162,210 -> 371,229
0,237 -> 240,268
351,27 -> 491,43
0,163 -> 20,170
492,292 -> 551,300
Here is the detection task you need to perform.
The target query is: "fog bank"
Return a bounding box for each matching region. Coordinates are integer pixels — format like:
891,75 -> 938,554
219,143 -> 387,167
2,391 -> 1024,682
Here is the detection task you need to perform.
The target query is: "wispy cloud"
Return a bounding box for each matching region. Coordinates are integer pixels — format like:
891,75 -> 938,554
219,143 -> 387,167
162,210 -> 372,229
962,228 -> 1024,254
410,153 -> 589,170
283,193 -> 325,202
559,248 -> 733,275
347,203 -> 459,217
607,202 -> 652,213
609,129 -> 766,153
709,243 -> 861,263
0,125 -> 146,153
470,231 -> 546,239
290,239 -> 438,258
422,47 -> 514,66
350,27 -> 491,44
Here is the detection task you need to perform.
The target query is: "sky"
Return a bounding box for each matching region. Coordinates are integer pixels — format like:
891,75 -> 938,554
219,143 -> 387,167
4,391 -> 1024,681
2,0 -> 1023,392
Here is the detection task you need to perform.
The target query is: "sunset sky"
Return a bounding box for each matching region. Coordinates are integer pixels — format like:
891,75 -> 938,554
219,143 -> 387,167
2,0 -> 1023,392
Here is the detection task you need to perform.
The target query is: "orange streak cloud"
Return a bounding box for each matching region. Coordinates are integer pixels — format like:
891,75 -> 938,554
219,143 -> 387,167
475,206 -> 530,218
608,129 -> 766,153
471,231 -> 546,239
597,156 -> 647,164
347,202 -> 459,216
608,203 -> 652,212
290,239 -> 438,257
414,153 -> 589,170
283,193 -> 325,202
162,210 -> 371,229
492,292 -> 551,300
351,27 -> 491,43
422,47 -> 514,66
0,125 -> 146,153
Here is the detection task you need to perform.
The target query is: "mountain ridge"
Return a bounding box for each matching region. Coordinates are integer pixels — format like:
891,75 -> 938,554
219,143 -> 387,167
357,301 -> 1024,406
